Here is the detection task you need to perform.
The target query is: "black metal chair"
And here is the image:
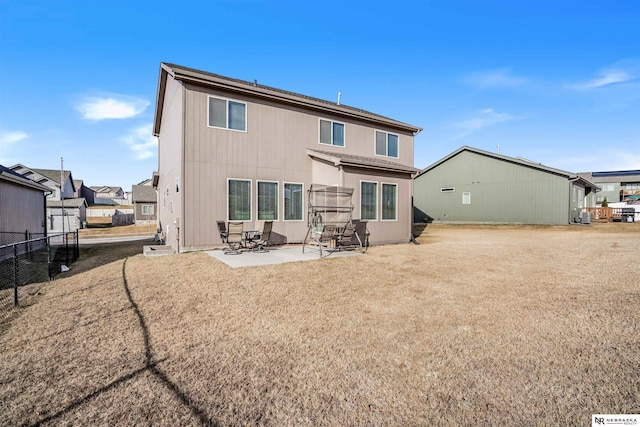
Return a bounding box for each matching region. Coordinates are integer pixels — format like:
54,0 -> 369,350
217,221 -> 228,243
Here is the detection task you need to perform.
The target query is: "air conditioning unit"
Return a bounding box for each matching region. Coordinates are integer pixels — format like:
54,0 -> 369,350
582,211 -> 591,224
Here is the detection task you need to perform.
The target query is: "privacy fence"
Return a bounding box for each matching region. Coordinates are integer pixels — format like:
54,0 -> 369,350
0,231 -> 79,315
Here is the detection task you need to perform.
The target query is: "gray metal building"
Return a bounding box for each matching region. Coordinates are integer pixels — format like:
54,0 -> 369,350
414,146 -> 599,225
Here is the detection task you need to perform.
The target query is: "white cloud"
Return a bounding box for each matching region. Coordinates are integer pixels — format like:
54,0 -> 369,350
465,69 -> 528,88
76,95 -> 150,120
453,108 -> 519,139
558,150 -> 640,172
566,60 -> 639,90
122,124 -> 157,160
0,130 -> 28,146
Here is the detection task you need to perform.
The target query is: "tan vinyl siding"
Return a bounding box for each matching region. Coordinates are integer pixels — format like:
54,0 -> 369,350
156,69 -> 416,251
156,75 -> 184,249
342,168 -> 412,244
0,180 -> 46,235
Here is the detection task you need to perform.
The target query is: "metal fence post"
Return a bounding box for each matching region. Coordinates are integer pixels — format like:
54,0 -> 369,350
75,231 -> 79,260
65,233 -> 69,266
13,244 -> 18,306
47,237 -> 53,281
26,230 -> 31,261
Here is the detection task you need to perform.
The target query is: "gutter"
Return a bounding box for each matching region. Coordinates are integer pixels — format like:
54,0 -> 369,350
568,176 -> 580,224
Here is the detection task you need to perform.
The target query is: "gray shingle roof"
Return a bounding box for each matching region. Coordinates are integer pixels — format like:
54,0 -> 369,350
32,169 -> 72,188
47,198 -> 87,208
307,149 -> 419,174
0,165 -> 53,192
132,185 -> 157,203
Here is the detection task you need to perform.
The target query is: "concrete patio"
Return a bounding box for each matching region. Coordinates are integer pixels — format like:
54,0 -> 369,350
206,245 -> 363,268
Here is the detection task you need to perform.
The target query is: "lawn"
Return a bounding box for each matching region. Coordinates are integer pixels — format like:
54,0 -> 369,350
79,223 -> 156,239
1,224 -> 638,426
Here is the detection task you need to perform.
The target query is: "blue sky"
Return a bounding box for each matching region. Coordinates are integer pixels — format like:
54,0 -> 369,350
1,0 -> 639,190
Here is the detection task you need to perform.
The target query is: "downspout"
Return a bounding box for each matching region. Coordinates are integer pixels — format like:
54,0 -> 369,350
178,81 -> 186,253
410,171 -> 419,244
43,189 -> 52,237
568,176 -> 580,224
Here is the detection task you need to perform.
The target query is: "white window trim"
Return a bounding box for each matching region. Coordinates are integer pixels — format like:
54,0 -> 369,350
360,180 -> 378,221
142,205 -> 155,215
318,118 -> 346,148
283,182 -> 305,222
227,178 -> 252,222
381,182 -> 398,222
256,180 -> 279,221
207,95 -> 248,133
374,130 -> 400,159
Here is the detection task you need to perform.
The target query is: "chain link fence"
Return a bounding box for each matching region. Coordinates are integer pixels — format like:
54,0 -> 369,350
1,232 -> 79,317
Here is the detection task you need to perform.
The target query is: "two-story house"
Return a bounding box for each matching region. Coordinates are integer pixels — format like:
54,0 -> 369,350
9,164 -> 87,233
579,170 -> 640,205
152,63 -> 422,252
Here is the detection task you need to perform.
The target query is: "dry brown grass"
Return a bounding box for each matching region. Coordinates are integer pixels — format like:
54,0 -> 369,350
79,223 -> 156,239
1,223 -> 639,426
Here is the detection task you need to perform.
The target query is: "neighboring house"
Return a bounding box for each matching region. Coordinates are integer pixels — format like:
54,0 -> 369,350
74,179 -> 96,205
0,165 -> 49,244
413,146 -> 599,225
90,185 -> 125,199
132,185 -> 157,225
11,164 -> 75,201
9,164 -> 87,233
578,170 -> 640,205
153,62 -> 422,252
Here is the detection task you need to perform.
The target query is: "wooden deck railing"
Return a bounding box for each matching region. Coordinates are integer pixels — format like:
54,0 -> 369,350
584,207 -> 630,222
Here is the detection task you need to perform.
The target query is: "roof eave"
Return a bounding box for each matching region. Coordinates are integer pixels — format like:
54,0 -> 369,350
0,172 -> 51,192
161,63 -> 422,135
307,149 -> 418,175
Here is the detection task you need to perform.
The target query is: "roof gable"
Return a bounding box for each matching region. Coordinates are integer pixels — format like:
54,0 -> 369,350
416,146 -> 598,189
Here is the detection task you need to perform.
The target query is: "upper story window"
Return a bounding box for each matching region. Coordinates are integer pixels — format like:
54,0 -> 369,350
208,96 -> 246,132
319,119 -> 345,147
375,131 -> 399,158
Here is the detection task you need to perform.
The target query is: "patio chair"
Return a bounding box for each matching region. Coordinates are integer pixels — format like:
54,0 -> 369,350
336,223 -> 356,249
224,222 -> 244,255
251,220 -> 273,252
216,221 -> 228,243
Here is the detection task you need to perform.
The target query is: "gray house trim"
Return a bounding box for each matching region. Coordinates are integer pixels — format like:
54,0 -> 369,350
154,63 -> 423,138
